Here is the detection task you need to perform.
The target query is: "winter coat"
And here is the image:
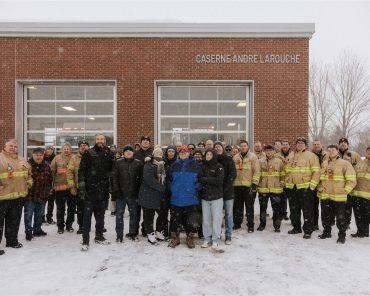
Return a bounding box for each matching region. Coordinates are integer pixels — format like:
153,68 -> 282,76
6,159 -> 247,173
164,145 -> 178,201
312,149 -> 329,166
78,145 -> 114,201
169,157 -> 202,207
199,154 -> 224,201
233,151 -> 261,187
26,159 -> 52,203
111,157 -> 143,200
216,152 -> 237,200
51,154 -> 71,191
67,152 -> 84,190
0,150 -> 32,201
352,158 -> 370,200
134,147 -> 154,164
44,154 -> 55,166
258,156 -> 285,194
255,151 -> 266,160
339,149 -> 361,167
284,149 -> 320,190
138,159 -> 165,210
317,156 -> 357,202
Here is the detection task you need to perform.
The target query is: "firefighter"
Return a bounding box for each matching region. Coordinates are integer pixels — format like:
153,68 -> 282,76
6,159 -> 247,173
338,137 -> 361,228
317,144 -> 356,243
254,141 -> 266,159
257,144 -> 285,232
233,140 -> 261,232
351,147 -> 370,238
311,139 -> 329,230
284,137 -> 320,239
0,139 -> 32,255
67,140 -> 89,234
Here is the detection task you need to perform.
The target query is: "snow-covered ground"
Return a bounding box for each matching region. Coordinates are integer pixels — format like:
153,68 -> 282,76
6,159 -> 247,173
1,204 -> 370,296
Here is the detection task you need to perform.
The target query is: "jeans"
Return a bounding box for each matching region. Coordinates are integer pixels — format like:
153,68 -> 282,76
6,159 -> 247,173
223,199 -> 234,238
82,199 -> 106,243
202,198 -> 224,243
55,190 -> 76,229
24,200 -> 46,234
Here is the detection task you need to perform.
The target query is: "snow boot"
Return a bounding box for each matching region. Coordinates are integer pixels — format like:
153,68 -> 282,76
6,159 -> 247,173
6,241 -> 23,248
351,232 -> 364,238
95,235 -> 110,245
116,236 -> 123,243
288,228 -> 302,234
257,224 -> 265,231
247,227 -> 254,233
168,232 -> 180,248
225,237 -> 232,245
0,249 -> 4,255
25,232 -> 33,241
156,231 -> 165,241
303,233 -> 311,239
147,232 -> 158,245
33,230 -> 47,237
186,233 -> 196,249
77,227 -> 83,235
66,226 -> 74,233
318,232 -> 332,239
57,228 -> 64,234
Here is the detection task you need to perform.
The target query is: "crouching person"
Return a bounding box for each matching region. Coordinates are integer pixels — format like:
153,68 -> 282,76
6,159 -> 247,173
111,145 -> 143,242
139,147 -> 166,245
317,145 -> 357,244
24,148 -> 52,241
168,146 -> 202,248
257,144 -> 285,232
199,149 -> 224,250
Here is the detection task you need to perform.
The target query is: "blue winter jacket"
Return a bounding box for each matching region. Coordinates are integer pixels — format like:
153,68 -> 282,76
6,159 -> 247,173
169,158 -> 202,207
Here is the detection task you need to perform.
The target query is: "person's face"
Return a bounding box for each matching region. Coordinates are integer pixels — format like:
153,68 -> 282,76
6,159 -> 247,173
205,151 -> 213,161
225,147 -> 232,154
339,142 -> 349,151
45,148 -> 54,156
62,145 -> 71,155
124,150 -> 134,159
32,152 -> 44,164
179,151 -> 189,160
194,153 -> 203,162
176,143 -> 182,151
205,140 -> 214,149
312,141 -> 322,152
79,144 -> 89,154
110,146 -> 117,154
215,145 -> 223,155
199,144 -> 205,151
296,141 -> 306,152
231,148 -> 239,156
135,144 -> 140,151
141,140 -> 150,149
4,141 -> 18,154
254,142 -> 262,152
240,143 -> 249,153
274,142 -> 282,152
188,145 -> 195,151
366,149 -> 370,160
167,149 -> 176,160
281,142 -> 290,152
265,149 -> 274,159
153,150 -> 163,159
95,135 -> 106,148
328,147 -> 339,159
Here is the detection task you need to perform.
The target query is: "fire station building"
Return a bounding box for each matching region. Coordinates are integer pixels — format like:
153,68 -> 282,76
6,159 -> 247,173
0,22 -> 315,156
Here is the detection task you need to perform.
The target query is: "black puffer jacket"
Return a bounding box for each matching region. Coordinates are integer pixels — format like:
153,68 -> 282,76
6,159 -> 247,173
164,145 -> 178,201
111,157 -> 143,200
199,150 -> 224,201
138,158 -> 166,210
134,147 -> 154,164
217,152 -> 237,200
78,144 -> 114,201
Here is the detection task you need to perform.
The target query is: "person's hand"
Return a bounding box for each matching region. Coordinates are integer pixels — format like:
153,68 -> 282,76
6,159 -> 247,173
309,185 -> 316,191
70,187 -> 77,196
250,183 -> 258,193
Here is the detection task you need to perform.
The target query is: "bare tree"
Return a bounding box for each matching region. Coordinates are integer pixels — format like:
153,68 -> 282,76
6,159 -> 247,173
330,51 -> 370,139
309,61 -> 332,144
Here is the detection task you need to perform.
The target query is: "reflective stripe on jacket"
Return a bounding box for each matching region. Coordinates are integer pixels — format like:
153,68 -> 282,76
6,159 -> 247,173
67,152 -> 83,188
352,159 -> 370,200
233,151 -> 260,187
258,156 -> 285,194
51,154 -> 71,191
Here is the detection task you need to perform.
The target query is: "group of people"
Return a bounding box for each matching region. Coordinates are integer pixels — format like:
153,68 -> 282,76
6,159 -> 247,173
0,134 -> 369,255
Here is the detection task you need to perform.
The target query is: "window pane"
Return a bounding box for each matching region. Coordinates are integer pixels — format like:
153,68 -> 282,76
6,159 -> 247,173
56,102 -> 84,115
218,118 -> 246,131
161,118 -> 188,131
27,86 -> 55,100
161,102 -> 188,116
27,102 -> 55,115
190,102 -> 217,116
86,102 -> 114,115
56,117 -> 85,132
27,133 -> 56,146
189,118 -> 217,131
86,86 -> 114,100
85,117 -> 114,131
28,117 -> 55,131
189,133 -> 217,144
56,133 -> 114,147
56,86 -> 84,100
160,133 -> 189,146
161,87 -> 188,100
190,87 -> 217,100
218,133 -> 246,145
218,86 -> 247,100
219,102 -> 246,116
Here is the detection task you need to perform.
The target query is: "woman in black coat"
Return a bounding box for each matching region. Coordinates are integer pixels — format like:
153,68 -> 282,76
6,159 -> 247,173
138,147 -> 166,245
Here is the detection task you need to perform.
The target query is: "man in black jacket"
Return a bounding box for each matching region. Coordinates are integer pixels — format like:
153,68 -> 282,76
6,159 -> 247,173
78,134 -> 114,251
111,145 -> 143,242
214,142 -> 237,244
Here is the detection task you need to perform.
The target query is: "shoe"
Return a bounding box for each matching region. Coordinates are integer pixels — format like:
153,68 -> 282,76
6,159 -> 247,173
318,232 -> 332,239
201,241 -> 212,248
351,232 -> 364,238
303,234 -> 311,239
81,244 -> 89,251
0,249 -> 4,255
116,237 -> 123,243
186,233 -> 196,249
337,236 -> 346,244
168,232 -> 180,248
274,228 -> 281,233
47,219 -> 56,225
233,225 -> 241,230
66,226 -> 74,233
77,228 -> 83,235
225,237 -> 232,245
26,232 -> 33,241
110,211 -> 116,216
125,233 -> 139,241
156,231 -> 165,241
247,228 -> 254,233
6,242 -> 23,248
211,242 -> 225,253
103,228 -> 107,233
313,225 -> 319,231
95,235 -> 110,245
147,232 -> 158,245
288,228 -> 302,234
257,225 -> 265,231
57,228 -> 64,234
33,230 -> 47,237
283,215 -> 289,221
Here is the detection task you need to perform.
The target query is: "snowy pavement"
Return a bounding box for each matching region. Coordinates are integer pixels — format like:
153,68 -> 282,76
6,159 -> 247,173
1,205 -> 370,296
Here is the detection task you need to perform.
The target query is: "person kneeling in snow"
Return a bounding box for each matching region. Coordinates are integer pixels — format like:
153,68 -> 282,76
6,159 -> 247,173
168,146 -> 202,249
138,147 -> 167,245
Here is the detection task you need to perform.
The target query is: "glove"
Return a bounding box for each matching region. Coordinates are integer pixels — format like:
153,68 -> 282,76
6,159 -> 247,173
250,183 -> 258,193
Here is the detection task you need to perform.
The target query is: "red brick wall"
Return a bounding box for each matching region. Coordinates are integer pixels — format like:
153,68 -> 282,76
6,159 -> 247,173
0,37 -> 309,149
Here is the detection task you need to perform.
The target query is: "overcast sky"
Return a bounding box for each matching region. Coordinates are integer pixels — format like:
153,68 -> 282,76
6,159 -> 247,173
0,0 -> 369,67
